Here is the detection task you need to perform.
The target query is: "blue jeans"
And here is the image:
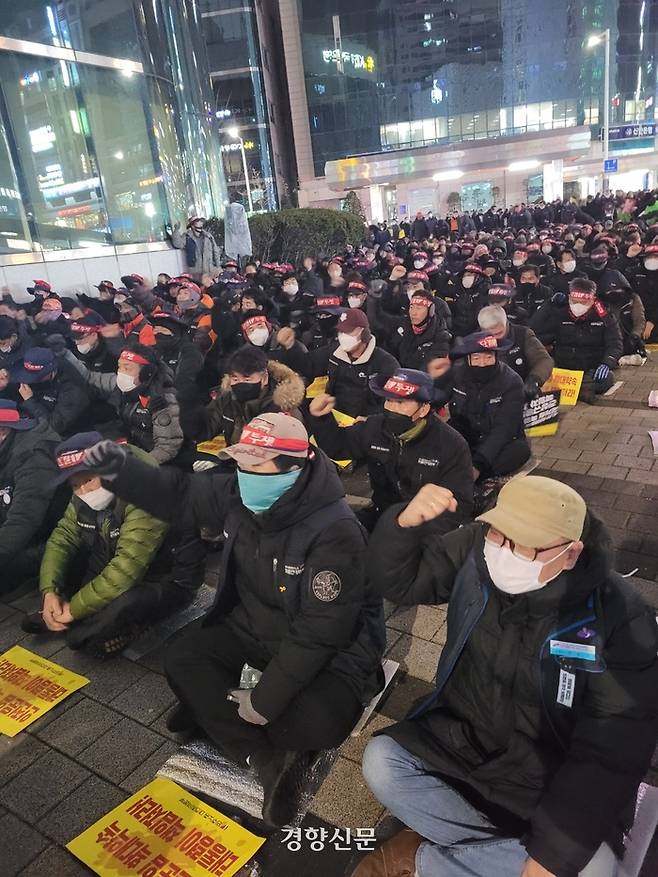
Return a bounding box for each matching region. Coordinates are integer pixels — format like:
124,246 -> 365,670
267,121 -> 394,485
362,735 -> 619,877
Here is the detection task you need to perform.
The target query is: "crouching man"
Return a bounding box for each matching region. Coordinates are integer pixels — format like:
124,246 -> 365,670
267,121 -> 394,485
21,432 -> 203,655
82,413 -> 385,827
352,477 -> 658,877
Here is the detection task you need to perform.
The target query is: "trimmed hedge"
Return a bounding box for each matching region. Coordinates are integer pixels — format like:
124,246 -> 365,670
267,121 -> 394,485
206,208 -> 365,264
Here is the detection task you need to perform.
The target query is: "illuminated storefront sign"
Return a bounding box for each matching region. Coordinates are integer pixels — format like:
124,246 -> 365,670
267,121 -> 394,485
322,49 -> 375,73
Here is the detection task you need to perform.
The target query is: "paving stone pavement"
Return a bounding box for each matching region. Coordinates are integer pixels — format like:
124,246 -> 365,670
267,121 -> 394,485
0,359 -> 657,875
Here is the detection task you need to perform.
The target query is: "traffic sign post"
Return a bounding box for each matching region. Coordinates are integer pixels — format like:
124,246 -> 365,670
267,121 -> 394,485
603,158 -> 618,174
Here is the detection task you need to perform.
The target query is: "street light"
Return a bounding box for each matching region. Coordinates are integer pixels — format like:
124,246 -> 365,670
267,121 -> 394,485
226,127 -> 253,213
587,29 -> 611,191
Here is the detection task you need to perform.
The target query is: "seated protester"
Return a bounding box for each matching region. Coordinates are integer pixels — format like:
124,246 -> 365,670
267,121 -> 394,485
117,297 -> 157,347
630,243 -> 658,342
289,308 -> 399,418
507,245 -> 530,284
76,281 -> 121,324
308,369 -> 473,532
0,315 -> 27,372
11,346 -> 89,436
323,257 -> 348,296
82,414 -> 385,826
241,284 -> 280,324
69,311 -> 117,373
403,270 -> 452,328
24,279 -> 56,317
450,263 -> 490,338
28,295 -> 70,345
585,244 -> 632,296
447,332 -> 531,481
152,272 -> 172,299
367,283 -> 451,371
358,476 -> 658,877
597,275 -> 646,361
186,345 -> 305,445
22,432 -> 203,655
345,277 -> 369,313
299,294 -> 344,351
240,310 -> 309,374
530,278 -> 622,398
481,255 -> 507,285
174,282 -> 214,339
211,287 -> 244,365
478,305 -> 554,401
486,282 -> 531,326
272,270 -> 315,325
515,264 -> 551,318
525,240 -> 555,277
61,344 -> 183,464
545,248 -> 588,296
150,311 -> 204,402
0,400 -> 64,588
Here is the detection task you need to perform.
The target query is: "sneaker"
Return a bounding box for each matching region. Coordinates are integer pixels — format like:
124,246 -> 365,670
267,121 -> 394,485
20,612 -> 50,635
251,749 -> 310,827
619,354 -> 645,367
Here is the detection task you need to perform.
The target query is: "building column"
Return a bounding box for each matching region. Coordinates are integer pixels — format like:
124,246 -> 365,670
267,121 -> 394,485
543,160 -> 564,202
368,185 -> 384,223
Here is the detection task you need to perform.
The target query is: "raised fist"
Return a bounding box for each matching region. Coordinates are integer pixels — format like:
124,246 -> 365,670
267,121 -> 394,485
84,440 -> 127,479
309,394 -> 337,418
276,327 -> 296,350
397,484 -> 457,529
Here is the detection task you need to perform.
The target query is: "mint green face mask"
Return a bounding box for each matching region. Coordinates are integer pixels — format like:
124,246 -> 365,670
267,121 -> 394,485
237,467 -> 302,514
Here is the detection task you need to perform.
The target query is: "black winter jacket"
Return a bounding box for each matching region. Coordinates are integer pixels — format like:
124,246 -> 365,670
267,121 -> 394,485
310,411 -> 473,521
366,296 -> 451,368
20,372 -> 89,436
109,448 -> 385,721
500,323 -> 554,383
367,512 -> 658,877
530,301 -> 623,372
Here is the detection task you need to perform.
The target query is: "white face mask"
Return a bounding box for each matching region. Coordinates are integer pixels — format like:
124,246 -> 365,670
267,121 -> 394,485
78,485 -> 115,511
248,327 -> 270,347
116,371 -> 139,393
462,274 -> 475,289
562,260 -> 576,273
76,340 -> 94,355
541,245 -> 552,254
338,332 -> 361,353
512,256 -> 526,267
483,539 -> 573,595
283,283 -> 298,296
569,301 -> 592,317
644,258 -> 658,272
348,296 -> 363,309
114,295 -> 127,306
414,260 -> 425,269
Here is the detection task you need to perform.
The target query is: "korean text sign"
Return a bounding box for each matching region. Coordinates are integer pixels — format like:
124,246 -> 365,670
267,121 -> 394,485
0,645 -> 88,736
67,777 -> 265,877
542,368 -> 584,406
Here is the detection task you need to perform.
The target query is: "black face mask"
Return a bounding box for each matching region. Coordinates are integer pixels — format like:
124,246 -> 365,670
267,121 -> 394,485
468,363 -> 497,383
590,259 -> 608,270
317,314 -> 339,336
232,381 -> 263,403
383,409 -> 417,436
518,282 -> 538,294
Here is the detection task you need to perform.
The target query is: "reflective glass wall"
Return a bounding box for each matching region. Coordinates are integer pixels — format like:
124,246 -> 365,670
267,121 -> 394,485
0,0 -> 226,257
299,0 -> 658,176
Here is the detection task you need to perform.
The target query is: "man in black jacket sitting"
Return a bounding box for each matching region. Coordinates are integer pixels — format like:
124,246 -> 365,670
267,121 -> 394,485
351,476 -> 658,877
83,413 -> 384,828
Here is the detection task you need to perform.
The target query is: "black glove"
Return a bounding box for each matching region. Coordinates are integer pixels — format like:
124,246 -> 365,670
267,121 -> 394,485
368,279 -> 386,298
84,440 -> 127,480
550,292 -> 567,306
523,376 -> 542,401
43,333 -> 68,356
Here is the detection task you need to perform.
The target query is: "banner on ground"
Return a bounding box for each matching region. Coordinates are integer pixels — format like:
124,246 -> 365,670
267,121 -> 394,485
0,645 -> 88,737
542,368 -> 584,406
524,391 -> 560,437
67,776 -> 265,877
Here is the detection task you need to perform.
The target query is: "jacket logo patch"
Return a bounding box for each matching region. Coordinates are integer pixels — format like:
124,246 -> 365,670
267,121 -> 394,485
284,563 -> 304,575
312,570 -> 342,602
417,458 -> 439,466
489,396 -> 502,403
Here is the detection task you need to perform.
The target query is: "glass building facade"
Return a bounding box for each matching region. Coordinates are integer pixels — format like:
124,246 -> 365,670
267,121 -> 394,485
299,0 -> 658,177
0,0 -> 226,258
201,0 -> 279,211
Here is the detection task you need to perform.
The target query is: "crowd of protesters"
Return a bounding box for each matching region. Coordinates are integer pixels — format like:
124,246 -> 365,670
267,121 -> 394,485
0,206 -> 656,877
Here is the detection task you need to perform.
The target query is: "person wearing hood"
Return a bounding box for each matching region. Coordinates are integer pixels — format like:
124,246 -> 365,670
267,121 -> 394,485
309,368 -> 473,531
81,413 -> 385,827
478,304 -> 554,400
171,216 -> 222,274
354,476 -> 658,877
59,344 -> 183,464
0,400 -> 64,588
367,280 -> 451,371
186,345 -> 305,447
291,308 -> 399,418
11,346 -> 89,436
22,432 -> 202,655
446,331 -> 530,480
451,263 -> 491,337
530,278 -> 622,399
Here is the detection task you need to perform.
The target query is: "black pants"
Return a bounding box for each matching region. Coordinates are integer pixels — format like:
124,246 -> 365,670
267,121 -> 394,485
478,437 -> 531,478
65,579 -> 193,652
165,621 -> 363,764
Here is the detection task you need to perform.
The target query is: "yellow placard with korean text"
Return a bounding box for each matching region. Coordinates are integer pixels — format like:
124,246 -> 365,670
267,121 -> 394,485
310,408 -> 356,470
305,375 -> 329,398
67,777 -> 265,877
0,645 -> 88,737
542,368 -> 584,406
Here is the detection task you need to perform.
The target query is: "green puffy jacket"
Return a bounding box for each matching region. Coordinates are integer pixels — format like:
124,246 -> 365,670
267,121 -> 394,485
39,449 -> 168,620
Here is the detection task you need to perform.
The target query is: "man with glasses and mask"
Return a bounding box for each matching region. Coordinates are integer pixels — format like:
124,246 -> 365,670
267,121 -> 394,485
351,476 -> 658,877
81,413 -> 385,828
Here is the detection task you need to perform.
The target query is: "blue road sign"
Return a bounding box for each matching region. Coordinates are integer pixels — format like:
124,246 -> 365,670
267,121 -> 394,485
603,158 -> 618,173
